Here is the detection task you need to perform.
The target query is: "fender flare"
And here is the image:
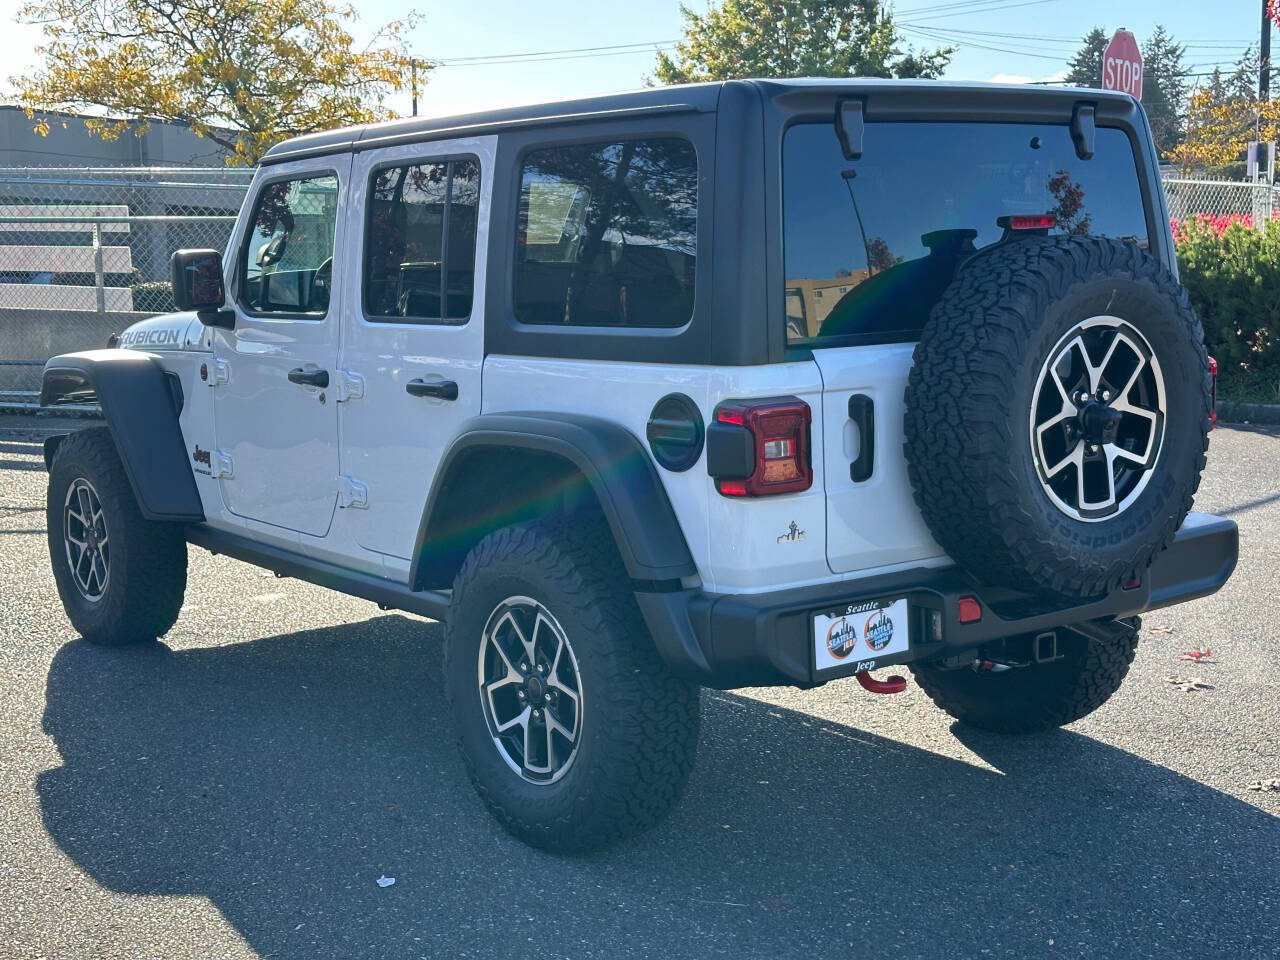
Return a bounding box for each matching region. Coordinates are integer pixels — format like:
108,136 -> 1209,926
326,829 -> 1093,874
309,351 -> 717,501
410,412 -> 696,589
41,349 -> 204,522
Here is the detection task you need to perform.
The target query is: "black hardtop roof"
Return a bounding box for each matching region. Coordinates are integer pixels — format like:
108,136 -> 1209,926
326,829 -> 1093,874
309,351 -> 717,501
260,78 -> 1138,166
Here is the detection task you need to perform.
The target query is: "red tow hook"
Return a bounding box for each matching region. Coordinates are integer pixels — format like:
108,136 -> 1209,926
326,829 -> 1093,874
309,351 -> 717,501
855,669 -> 907,695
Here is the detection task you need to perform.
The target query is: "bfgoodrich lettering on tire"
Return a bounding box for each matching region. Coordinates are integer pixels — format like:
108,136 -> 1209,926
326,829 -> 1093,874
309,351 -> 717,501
444,519 -> 700,852
46,428 -> 187,646
904,236 -> 1211,600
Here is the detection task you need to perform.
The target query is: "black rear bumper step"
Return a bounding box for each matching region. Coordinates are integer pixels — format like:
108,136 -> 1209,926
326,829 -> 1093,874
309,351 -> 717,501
635,512 -> 1238,689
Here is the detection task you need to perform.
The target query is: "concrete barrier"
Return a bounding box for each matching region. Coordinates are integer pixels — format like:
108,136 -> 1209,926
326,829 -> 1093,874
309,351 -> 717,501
0,307 -> 152,393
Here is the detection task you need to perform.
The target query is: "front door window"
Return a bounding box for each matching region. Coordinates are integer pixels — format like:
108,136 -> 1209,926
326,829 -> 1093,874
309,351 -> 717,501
240,175 -> 340,316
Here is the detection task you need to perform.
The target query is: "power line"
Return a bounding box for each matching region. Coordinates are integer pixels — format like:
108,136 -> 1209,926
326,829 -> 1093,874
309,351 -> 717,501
902,25 -> 1069,61
427,39 -> 677,66
431,46 -> 677,68
897,0 -> 1067,24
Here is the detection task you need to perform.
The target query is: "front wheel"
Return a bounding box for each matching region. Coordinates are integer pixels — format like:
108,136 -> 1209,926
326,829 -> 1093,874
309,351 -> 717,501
444,520 -> 700,851
909,618 -> 1140,734
46,428 -> 187,646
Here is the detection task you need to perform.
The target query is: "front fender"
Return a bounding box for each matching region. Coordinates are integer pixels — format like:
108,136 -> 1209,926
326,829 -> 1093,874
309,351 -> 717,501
41,350 -> 203,522
411,412 -> 696,589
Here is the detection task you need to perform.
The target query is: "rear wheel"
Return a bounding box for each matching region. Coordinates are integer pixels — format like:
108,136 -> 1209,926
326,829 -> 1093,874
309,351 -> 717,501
909,618 -> 1140,734
46,428 -> 187,646
444,519 -> 700,851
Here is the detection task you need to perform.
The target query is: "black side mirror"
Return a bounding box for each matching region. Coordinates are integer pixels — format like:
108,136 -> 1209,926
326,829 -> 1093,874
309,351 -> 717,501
171,249 -> 234,329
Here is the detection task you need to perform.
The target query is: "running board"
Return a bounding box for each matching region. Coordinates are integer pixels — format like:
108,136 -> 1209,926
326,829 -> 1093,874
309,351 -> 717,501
185,524 -> 451,622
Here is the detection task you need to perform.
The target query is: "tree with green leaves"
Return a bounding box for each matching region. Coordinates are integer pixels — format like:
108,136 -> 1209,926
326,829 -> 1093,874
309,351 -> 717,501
1065,27 -> 1109,88
652,0 -> 952,84
14,0 -> 418,165
1141,25 -> 1189,158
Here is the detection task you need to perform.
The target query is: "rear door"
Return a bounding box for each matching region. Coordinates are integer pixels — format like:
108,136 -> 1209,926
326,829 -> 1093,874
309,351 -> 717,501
337,137 -> 491,562
780,117 -> 1153,574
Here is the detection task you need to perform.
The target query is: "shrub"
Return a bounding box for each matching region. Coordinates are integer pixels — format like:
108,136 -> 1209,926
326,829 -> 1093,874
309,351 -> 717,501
130,280 -> 176,313
1172,216 -> 1280,377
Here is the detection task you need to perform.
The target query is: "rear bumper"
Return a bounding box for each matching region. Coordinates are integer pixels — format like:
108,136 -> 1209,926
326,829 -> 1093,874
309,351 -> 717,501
635,512 -> 1238,689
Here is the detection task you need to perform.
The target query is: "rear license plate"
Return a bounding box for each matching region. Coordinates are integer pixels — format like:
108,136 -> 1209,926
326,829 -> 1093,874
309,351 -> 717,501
813,597 -> 910,673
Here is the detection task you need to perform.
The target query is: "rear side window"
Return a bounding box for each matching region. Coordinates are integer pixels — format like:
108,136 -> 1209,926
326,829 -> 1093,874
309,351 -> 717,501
241,174 -> 339,316
513,138 -> 697,328
783,122 -> 1150,345
364,158 -> 480,322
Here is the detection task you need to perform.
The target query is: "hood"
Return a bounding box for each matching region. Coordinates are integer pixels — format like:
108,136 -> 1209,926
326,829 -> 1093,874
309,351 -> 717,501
117,312 -> 207,352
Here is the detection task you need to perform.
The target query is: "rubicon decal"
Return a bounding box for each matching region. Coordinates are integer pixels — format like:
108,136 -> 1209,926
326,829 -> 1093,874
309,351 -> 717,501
119,326 -> 184,348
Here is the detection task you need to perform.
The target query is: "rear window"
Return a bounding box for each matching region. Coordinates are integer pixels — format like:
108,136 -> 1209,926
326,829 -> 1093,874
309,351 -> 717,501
513,138 -> 697,328
783,122 -> 1150,345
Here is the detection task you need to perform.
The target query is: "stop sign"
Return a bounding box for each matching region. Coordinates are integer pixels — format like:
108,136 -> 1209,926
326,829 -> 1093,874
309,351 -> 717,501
1102,29 -> 1143,100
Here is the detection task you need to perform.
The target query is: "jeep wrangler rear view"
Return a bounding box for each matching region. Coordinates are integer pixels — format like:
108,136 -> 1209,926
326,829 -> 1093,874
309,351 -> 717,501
40,80 -> 1238,851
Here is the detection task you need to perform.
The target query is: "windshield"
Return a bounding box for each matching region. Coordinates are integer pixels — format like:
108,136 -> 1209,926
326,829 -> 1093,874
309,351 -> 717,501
783,121 -> 1150,345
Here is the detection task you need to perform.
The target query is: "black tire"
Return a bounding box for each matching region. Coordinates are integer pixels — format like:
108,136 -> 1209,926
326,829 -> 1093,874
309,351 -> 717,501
904,236 -> 1211,600
444,519 -> 700,852
910,619 -> 1140,734
46,428 -> 187,646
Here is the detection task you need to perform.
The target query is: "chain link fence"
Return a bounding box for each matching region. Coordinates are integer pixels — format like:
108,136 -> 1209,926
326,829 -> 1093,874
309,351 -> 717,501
0,166 -> 1276,411
0,166 -> 251,409
1161,176 -> 1280,230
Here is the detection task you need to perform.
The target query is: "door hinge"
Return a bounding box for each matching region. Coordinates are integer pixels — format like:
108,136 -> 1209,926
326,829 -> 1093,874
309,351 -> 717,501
337,475 -> 368,509
335,369 -> 365,402
201,358 -> 230,387
211,449 -> 235,479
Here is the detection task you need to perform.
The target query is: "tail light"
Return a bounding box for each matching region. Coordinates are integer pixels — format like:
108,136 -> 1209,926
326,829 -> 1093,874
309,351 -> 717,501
1208,355 -> 1218,429
707,397 -> 812,497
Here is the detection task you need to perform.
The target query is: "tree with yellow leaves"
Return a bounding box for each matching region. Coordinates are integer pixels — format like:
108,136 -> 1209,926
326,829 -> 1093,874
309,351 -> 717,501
1169,87 -> 1280,175
13,0 -> 420,165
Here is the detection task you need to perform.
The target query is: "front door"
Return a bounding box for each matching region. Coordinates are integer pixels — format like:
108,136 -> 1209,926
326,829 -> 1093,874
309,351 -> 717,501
212,157 -> 351,537
337,137 -> 492,561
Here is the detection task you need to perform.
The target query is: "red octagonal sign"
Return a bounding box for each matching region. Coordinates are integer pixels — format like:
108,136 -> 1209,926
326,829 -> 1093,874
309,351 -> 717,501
1102,28 -> 1143,100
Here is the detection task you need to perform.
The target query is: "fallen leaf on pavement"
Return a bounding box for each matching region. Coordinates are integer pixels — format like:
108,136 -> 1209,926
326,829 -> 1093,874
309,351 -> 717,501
1163,675 -> 1214,692
1177,646 -> 1214,662
1148,625 -> 1175,635
1246,778 -> 1280,792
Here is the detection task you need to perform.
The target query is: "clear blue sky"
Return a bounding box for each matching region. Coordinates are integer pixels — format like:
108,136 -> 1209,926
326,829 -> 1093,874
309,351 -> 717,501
1,0 -> 1272,117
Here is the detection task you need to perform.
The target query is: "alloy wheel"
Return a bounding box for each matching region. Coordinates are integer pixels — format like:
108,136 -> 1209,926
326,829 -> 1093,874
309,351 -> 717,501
477,596 -> 584,784
63,477 -> 110,601
1030,316 -> 1166,522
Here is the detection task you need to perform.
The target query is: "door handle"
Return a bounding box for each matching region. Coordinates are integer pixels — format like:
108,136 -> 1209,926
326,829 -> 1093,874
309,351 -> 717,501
288,366 -> 329,388
406,378 -> 458,401
848,394 -> 875,482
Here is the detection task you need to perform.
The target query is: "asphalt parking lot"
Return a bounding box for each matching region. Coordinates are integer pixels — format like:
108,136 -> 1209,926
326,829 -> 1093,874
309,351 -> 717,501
1,424 -> 1277,960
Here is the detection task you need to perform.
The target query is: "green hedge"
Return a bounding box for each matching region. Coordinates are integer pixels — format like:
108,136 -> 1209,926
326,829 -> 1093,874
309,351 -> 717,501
1174,217 -> 1280,393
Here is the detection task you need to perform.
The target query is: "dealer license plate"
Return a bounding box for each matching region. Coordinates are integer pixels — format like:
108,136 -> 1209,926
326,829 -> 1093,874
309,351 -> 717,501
813,597 -> 910,673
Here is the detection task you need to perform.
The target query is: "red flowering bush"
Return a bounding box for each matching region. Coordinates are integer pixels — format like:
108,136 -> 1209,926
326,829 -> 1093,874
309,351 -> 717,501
1173,215 -> 1280,378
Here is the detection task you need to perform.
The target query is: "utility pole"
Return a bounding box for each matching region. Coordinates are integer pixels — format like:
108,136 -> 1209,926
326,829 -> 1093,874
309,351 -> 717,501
411,59 -> 419,116
1262,0 -> 1272,100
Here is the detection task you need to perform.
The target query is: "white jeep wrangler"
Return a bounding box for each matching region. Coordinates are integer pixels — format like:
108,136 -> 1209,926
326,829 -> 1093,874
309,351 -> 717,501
41,80 -> 1237,851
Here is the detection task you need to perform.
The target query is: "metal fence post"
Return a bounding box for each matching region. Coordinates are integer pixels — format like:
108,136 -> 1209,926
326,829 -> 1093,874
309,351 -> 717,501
91,220 -> 106,313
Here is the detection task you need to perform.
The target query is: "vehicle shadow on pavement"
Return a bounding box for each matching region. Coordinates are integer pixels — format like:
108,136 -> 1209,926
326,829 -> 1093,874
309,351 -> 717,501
38,616 -> 1279,960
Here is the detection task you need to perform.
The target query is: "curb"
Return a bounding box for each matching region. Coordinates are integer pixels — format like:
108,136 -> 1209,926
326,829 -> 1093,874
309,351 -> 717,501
1217,400 -> 1280,426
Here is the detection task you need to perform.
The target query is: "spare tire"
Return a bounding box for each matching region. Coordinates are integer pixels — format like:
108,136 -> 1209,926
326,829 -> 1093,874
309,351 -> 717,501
903,235 -> 1211,601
